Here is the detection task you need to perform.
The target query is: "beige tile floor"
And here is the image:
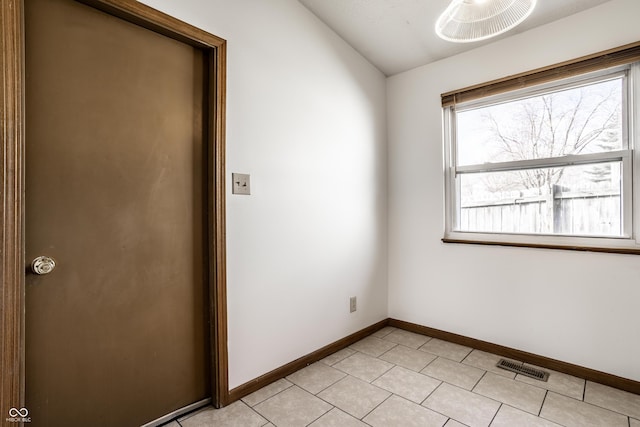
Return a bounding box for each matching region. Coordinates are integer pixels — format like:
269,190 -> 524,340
168,327 -> 640,427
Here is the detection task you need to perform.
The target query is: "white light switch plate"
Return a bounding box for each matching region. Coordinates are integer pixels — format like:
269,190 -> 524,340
232,173 -> 250,195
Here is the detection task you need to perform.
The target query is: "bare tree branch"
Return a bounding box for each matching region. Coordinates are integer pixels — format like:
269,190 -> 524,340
484,84 -> 619,193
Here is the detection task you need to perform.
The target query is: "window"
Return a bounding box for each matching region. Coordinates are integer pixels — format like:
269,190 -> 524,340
443,46 -> 640,253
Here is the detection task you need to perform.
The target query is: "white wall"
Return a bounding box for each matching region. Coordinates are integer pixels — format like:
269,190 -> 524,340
388,0 -> 640,382
139,0 -> 388,388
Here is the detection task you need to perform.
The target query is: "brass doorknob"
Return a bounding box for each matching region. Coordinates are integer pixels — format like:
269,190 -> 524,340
31,256 -> 56,275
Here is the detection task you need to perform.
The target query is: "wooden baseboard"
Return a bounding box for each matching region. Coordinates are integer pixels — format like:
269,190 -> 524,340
388,318 -> 640,395
226,316 -> 639,406
227,319 -> 389,403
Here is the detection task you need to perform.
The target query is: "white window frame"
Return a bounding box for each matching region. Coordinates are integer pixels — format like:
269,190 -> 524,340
443,62 -> 640,252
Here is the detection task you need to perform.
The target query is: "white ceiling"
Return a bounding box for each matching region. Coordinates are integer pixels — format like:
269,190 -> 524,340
298,0 -> 613,76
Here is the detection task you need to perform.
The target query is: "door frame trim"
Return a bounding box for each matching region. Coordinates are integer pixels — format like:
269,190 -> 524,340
0,0 -> 230,416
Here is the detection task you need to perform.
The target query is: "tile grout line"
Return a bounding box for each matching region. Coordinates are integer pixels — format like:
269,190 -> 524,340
246,400 -> 272,426
244,379 -> 294,408
543,389 -> 639,423
538,389 -> 549,417
301,366 -> 349,396
322,348 -> 356,366
422,354 -> 438,370
358,392 -> 394,421
411,385 -> 457,425
369,363 -> 396,383
249,384 -> 299,424
310,372 -> 391,423
306,381 -> 342,421
585,400 -> 640,421
377,343 -> 397,359
566,385 -> 640,421
420,379 -> 445,406
487,402 -> 503,427
301,404 -> 332,427
418,399 -> 458,427
310,376 -> 345,396
472,367 -> 489,391
470,370 -> 488,393
332,349 -> 397,383
460,350 -> 473,364
418,356 -> 489,393
373,327 -> 396,339
508,368 -> 588,403
379,330 -> 433,350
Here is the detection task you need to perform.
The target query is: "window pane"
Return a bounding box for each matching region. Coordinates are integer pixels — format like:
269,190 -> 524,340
456,78 -> 624,166
458,162 -> 622,236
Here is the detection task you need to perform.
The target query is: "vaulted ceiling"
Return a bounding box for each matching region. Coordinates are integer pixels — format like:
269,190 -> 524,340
298,0 -> 613,76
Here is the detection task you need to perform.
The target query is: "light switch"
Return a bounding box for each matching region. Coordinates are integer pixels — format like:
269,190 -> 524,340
232,173 -> 250,195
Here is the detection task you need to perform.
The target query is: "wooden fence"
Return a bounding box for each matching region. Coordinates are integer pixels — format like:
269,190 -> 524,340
460,188 -> 620,235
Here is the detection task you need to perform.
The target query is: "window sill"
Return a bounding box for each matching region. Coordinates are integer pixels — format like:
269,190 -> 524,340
442,237 -> 640,255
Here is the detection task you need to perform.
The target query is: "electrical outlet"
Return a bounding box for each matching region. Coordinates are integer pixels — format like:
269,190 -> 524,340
232,173 -> 250,195
350,296 -> 357,313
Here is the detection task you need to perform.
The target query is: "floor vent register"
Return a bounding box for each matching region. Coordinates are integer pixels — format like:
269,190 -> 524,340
496,359 -> 550,382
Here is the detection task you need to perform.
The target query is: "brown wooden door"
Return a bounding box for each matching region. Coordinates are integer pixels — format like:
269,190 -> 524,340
24,0 -> 210,425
